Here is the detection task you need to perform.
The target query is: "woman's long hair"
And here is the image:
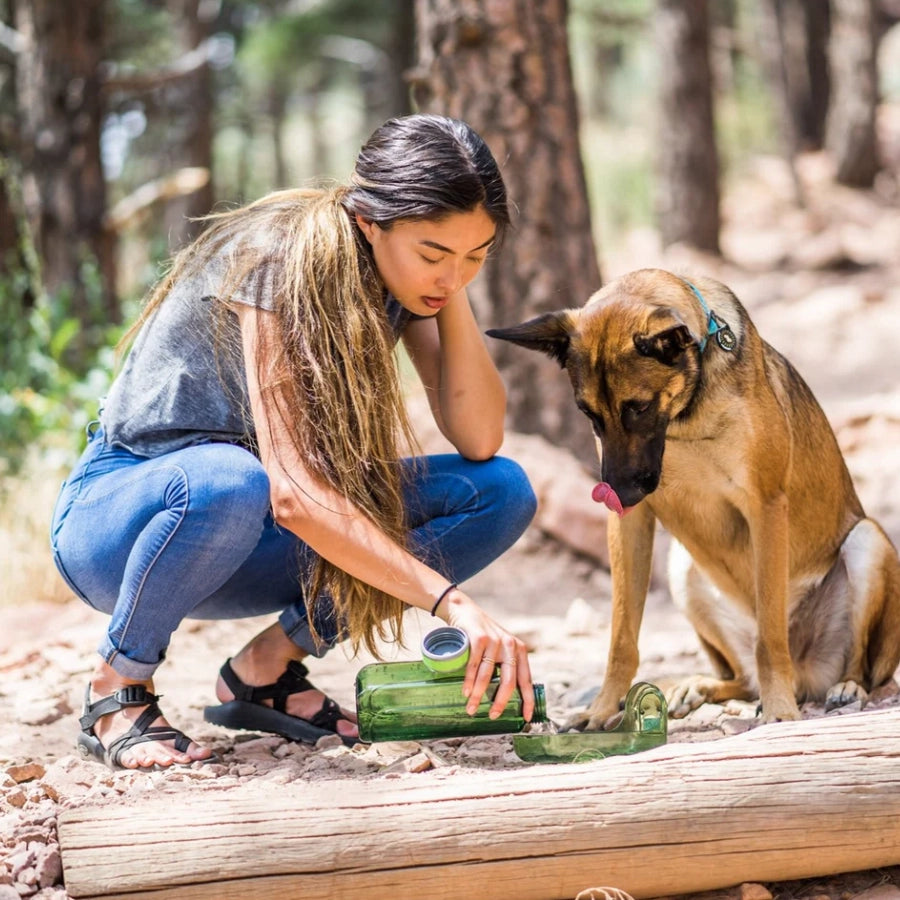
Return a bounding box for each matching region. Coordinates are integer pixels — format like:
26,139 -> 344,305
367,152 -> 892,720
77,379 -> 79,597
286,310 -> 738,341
119,115 -> 510,656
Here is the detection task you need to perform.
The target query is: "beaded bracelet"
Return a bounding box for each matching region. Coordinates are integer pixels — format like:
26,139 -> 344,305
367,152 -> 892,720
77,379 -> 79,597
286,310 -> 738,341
430,582 -> 458,617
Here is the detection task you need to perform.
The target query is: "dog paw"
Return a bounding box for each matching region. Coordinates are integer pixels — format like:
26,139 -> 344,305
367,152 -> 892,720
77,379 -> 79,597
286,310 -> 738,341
758,695 -> 802,723
825,680 -> 868,712
562,709 -> 592,732
665,677 -> 710,718
562,707 -> 623,733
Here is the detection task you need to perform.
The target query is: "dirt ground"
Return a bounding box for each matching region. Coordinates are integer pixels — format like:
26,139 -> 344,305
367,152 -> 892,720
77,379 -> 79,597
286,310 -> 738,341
2,152 -> 900,900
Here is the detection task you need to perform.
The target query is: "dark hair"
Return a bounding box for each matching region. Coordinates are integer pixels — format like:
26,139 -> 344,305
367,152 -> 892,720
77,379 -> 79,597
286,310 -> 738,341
343,114 -> 510,242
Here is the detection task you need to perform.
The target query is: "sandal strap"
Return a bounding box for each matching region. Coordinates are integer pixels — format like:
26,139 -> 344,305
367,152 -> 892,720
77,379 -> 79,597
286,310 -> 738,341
79,684 -> 161,732
307,696 -> 346,732
107,719 -> 192,767
219,658 -> 313,713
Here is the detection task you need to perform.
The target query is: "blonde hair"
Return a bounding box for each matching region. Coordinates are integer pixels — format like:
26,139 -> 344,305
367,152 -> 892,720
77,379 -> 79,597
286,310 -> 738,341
121,187 -> 416,656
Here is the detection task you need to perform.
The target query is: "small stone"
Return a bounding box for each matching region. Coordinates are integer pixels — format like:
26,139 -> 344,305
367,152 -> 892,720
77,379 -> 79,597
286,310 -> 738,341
740,883 -> 773,900
314,734 -> 347,751
5,765 -> 45,785
402,752 -> 434,773
852,887 -> 900,900
720,717 -> 754,736
0,887 -> 20,900
35,848 -> 61,889
7,851 -> 33,879
36,782 -> 58,803
564,597 -> 604,636
869,679 -> 900,703
382,752 -> 433,775
372,740 -> 421,758
5,789 -> 27,809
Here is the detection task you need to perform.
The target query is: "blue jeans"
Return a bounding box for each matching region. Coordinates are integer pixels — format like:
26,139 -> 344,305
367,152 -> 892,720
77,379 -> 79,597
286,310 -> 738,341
50,429 -> 537,680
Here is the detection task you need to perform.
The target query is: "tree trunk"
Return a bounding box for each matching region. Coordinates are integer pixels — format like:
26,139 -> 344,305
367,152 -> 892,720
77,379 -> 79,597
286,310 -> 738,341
58,709 -> 900,900
13,0 -> 118,331
803,0 -> 831,149
387,0 -> 416,116
826,0 -> 880,187
654,0 -> 721,253
162,0 -> 215,249
412,0 -> 602,466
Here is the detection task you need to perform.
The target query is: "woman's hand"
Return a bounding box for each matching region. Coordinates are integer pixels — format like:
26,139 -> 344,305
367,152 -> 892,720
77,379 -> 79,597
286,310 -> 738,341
440,588 -> 534,721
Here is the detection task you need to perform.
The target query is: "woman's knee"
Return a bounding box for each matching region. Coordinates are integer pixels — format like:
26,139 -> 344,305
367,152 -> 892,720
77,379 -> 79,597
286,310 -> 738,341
177,444 -> 271,526
477,455 -> 537,528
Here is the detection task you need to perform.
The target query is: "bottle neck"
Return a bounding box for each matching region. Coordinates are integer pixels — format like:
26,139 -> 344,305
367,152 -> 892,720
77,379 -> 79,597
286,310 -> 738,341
532,684 -> 547,722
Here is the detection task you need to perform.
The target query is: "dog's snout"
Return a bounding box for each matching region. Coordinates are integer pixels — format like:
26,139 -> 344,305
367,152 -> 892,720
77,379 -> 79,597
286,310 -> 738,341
606,469 -> 660,509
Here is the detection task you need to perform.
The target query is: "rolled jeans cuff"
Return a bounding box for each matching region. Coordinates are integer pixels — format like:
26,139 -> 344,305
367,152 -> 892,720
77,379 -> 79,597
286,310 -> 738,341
99,638 -> 167,681
279,614 -> 335,658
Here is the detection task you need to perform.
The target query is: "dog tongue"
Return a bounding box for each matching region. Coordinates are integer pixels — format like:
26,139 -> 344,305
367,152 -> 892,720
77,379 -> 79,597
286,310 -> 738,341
592,482 -> 625,517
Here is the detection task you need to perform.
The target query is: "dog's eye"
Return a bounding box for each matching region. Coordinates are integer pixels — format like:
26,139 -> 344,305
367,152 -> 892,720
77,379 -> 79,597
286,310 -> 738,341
576,400 -> 605,436
622,400 -> 653,427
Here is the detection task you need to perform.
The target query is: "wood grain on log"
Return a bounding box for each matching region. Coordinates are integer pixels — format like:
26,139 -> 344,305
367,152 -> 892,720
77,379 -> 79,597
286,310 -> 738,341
58,708 -> 900,900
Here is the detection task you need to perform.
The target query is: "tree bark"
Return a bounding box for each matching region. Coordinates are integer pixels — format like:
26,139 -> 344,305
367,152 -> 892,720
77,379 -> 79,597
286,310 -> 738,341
58,709 -> 900,900
826,0 -> 880,187
162,0 -> 215,249
412,0 -> 602,465
13,0 -> 118,329
654,0 -> 721,252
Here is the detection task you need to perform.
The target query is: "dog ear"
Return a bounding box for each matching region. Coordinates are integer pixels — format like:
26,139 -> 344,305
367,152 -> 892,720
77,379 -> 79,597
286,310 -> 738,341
634,324 -> 694,366
486,312 -> 574,369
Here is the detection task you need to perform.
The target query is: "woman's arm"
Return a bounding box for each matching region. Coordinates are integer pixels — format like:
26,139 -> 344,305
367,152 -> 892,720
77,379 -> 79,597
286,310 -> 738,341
237,304 -> 533,718
402,288 -> 506,460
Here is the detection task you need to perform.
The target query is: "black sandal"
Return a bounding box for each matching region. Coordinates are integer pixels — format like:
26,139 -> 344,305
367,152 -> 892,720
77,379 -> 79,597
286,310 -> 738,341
77,684 -> 212,771
203,658 -> 358,747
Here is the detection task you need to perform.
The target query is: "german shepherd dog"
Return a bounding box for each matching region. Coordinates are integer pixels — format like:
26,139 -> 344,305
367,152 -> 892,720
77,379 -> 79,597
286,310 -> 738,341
488,268 -> 900,727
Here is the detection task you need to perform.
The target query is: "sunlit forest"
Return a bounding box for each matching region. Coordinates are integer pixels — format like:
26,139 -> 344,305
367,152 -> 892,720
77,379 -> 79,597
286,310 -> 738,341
2,0 -> 900,606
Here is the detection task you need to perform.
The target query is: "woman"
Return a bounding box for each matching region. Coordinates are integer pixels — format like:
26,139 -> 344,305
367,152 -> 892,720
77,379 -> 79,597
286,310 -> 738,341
50,114 -> 538,771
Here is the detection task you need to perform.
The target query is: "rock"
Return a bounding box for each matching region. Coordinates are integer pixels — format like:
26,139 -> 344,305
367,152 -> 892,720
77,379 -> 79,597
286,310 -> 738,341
382,752 -> 433,775
564,597 -> 605,636
4,789 -> 27,809
370,741 -> 422,760
7,850 -> 33,880
720,717 -> 754,736
852,887 -> 900,900
35,847 -> 61,889
739,883 -> 773,900
313,734 -> 346,751
5,766 -> 44,785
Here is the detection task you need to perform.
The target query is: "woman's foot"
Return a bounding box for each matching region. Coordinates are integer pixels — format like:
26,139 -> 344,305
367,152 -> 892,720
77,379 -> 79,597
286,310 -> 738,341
86,661 -> 214,769
215,623 -> 358,741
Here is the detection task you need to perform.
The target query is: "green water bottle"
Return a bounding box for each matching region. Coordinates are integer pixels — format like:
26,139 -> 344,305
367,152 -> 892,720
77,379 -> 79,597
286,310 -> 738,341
355,626 -> 547,743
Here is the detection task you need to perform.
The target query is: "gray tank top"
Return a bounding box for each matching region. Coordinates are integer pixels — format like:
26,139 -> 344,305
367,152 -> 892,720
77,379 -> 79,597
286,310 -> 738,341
99,256 -> 413,456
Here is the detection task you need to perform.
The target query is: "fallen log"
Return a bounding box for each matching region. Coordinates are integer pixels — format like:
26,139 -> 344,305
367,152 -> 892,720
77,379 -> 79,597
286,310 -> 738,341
58,707 -> 900,900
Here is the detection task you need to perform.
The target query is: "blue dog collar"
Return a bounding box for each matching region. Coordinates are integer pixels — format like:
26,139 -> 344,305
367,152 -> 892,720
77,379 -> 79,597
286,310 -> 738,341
684,281 -> 736,352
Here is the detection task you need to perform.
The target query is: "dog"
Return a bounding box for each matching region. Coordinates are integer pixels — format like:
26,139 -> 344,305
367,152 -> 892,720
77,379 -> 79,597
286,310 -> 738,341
488,268 -> 900,727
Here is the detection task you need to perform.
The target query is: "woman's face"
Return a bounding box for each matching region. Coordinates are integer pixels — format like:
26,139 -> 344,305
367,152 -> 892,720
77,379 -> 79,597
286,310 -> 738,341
356,205 -> 496,316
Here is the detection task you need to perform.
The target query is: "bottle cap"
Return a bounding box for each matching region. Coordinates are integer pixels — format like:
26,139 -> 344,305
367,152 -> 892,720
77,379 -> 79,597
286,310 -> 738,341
421,626 -> 470,673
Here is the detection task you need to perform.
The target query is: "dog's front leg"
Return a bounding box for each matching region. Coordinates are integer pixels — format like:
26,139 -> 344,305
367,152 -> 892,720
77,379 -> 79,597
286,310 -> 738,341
571,502 -> 657,731
752,491 -> 801,722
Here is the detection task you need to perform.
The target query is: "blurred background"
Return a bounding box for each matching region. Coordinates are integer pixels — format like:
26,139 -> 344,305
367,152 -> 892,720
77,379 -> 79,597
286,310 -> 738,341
2,0 -> 899,607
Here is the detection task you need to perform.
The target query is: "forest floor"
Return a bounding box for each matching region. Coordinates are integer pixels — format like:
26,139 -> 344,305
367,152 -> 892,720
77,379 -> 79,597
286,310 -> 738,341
2,152 -> 900,900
